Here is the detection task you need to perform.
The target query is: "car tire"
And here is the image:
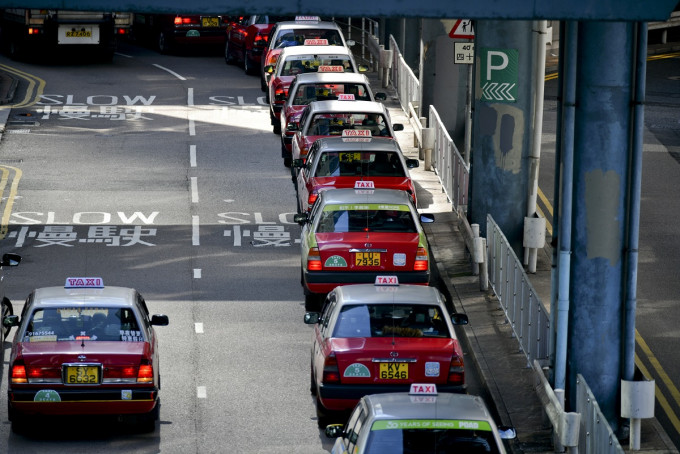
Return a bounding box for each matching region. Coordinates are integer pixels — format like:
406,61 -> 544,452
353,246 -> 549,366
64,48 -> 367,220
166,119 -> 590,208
158,31 -> 173,54
272,121 -> 281,135
316,396 -> 332,429
2,298 -> 14,339
244,52 -> 255,75
260,76 -> 267,92
224,39 -> 234,65
137,401 -> 160,433
305,293 -> 323,312
8,405 -> 26,434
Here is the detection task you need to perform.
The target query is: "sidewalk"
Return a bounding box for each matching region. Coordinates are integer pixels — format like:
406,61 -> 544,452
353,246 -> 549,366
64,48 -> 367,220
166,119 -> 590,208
362,69 -> 679,453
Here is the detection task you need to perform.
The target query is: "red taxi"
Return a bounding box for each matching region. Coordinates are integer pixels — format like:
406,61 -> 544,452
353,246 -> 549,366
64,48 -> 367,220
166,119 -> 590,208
260,17 -> 350,91
293,136 -> 419,213
132,13 -> 230,54
224,15 -> 293,74
3,277 -> 169,433
289,100 -> 404,181
294,188 -> 434,310
265,45 -> 363,133
303,278 -> 469,427
279,72 -> 385,166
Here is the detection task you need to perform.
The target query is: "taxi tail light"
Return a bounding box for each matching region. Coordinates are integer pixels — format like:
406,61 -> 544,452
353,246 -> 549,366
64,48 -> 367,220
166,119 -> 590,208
307,247 -> 322,271
253,34 -> 267,47
307,192 -> 319,208
322,354 -> 340,384
274,87 -> 287,103
137,360 -> 154,384
27,366 -> 61,382
105,366 -> 138,379
11,362 -> 28,384
414,247 -> 429,271
447,355 -> 465,386
174,16 -> 198,25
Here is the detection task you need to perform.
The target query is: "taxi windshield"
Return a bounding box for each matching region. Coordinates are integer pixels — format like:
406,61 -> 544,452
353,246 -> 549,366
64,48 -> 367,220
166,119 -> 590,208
24,307 -> 143,342
281,57 -> 353,76
365,422 -> 500,454
308,113 -> 389,136
316,206 -> 416,233
316,151 -> 405,177
332,304 -> 450,338
293,83 -> 371,104
274,29 -> 344,48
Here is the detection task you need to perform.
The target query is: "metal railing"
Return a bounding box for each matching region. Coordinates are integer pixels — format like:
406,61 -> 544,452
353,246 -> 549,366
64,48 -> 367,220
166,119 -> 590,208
332,17 -> 380,70
576,374 -> 625,454
486,214 -> 551,367
388,34 -> 421,115
429,106 -> 469,212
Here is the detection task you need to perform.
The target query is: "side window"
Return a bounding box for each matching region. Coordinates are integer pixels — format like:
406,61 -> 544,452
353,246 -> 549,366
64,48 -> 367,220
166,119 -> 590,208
319,297 -> 336,338
345,403 -> 368,452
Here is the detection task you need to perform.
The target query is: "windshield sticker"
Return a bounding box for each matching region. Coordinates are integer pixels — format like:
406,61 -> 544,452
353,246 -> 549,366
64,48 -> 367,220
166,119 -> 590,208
28,333 -> 58,342
324,204 -> 409,212
371,419 -> 493,431
325,255 -> 348,267
121,331 -> 143,342
344,363 -> 371,377
34,390 -> 62,402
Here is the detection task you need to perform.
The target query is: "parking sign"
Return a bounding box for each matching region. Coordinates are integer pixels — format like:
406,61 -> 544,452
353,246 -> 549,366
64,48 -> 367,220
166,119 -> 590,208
480,48 -> 518,102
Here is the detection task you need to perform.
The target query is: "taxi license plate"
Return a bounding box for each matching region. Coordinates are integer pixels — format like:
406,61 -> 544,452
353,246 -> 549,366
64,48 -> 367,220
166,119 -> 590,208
379,363 -> 408,380
355,252 -> 380,266
202,17 -> 219,27
66,30 -> 92,38
64,366 -> 100,384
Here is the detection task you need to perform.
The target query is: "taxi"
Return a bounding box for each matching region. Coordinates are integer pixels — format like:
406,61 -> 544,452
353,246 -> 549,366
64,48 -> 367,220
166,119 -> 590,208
265,45 -> 364,133
294,188 -> 433,310
259,17 -> 350,91
289,100 -> 404,181
303,279 -> 469,428
279,72 -> 386,166
293,136 -> 419,213
224,15 -> 294,74
325,384 -> 516,453
2,277 -> 169,433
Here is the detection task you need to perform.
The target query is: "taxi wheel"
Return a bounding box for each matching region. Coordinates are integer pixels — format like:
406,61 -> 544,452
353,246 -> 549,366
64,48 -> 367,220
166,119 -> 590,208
260,77 -> 267,92
273,121 -> 281,135
158,32 -> 172,54
2,298 -> 13,339
244,53 -> 255,75
316,397 -> 332,429
305,293 -> 322,312
310,367 -> 317,395
8,406 -> 26,434
224,40 -> 234,65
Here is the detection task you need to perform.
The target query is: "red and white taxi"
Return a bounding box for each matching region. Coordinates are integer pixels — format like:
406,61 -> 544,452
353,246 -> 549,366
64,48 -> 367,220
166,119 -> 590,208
265,45 -> 363,134
224,15 -> 294,74
259,17 -> 350,91
303,277 -> 469,427
279,72 -> 386,166
289,100 -> 404,181
3,277 -> 169,433
293,136 -> 419,213
294,188 -> 433,310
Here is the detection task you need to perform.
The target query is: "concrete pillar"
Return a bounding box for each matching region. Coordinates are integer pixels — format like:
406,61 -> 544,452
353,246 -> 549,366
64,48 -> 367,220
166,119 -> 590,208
469,20 -> 534,255
567,21 -> 636,433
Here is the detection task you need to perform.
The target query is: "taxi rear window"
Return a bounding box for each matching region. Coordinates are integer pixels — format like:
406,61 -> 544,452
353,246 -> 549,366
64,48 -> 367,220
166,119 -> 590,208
293,83 -> 371,104
24,307 -> 143,342
281,56 -> 353,76
316,151 -> 405,177
308,113 -> 389,136
317,205 -> 415,233
333,304 -> 450,338
274,29 -> 344,48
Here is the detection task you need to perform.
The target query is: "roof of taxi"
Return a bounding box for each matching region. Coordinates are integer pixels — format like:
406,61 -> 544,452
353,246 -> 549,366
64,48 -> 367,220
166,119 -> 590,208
333,283 -> 444,307
315,136 -> 402,154
272,20 -> 343,32
291,72 -> 370,85
318,187 -> 412,206
278,45 -> 353,59
362,392 -> 498,424
31,285 -> 138,308
305,100 -> 389,115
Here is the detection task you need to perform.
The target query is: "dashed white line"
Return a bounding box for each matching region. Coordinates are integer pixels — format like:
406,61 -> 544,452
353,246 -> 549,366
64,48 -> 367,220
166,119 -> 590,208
190,145 -> 197,167
189,119 -> 196,136
190,177 -> 199,203
195,322 -> 204,333
152,64 -> 186,81
187,87 -> 194,107
197,386 -> 207,398
193,268 -> 201,279
192,215 -> 200,245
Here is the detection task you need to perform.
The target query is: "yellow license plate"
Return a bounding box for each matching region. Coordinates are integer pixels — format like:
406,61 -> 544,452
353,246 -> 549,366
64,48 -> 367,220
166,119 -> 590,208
202,17 -> 219,27
65,366 -> 100,384
66,30 -> 92,38
379,363 -> 408,380
355,252 -> 380,266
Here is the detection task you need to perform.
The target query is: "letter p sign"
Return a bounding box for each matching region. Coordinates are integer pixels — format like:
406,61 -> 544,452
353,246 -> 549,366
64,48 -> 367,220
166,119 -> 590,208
480,48 -> 518,103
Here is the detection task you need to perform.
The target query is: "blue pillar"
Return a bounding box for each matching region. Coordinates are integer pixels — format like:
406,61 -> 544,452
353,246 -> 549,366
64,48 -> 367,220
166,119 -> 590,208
567,21 -> 635,431
470,20 -> 533,253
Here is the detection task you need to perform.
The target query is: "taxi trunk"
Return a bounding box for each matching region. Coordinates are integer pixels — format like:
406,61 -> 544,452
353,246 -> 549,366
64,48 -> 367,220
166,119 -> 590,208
317,232 -> 420,271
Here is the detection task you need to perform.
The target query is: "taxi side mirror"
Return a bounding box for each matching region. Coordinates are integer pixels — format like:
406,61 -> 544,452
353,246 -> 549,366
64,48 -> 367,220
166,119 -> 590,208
358,64 -> 368,72
450,313 -> 469,325
325,424 -> 344,438
375,92 -> 387,101
1,252 -> 21,267
264,65 -> 275,74
498,426 -> 517,440
292,159 -> 305,168
303,312 -> 320,324
3,315 -> 19,328
405,158 -> 419,169
393,123 -> 404,131
294,213 -> 309,225
150,314 -> 169,326
419,213 -> 435,224
346,39 -> 355,47
286,123 -> 299,132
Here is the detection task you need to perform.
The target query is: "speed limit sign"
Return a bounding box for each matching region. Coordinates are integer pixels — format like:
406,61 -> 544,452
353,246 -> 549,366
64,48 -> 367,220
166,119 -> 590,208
454,42 -> 474,65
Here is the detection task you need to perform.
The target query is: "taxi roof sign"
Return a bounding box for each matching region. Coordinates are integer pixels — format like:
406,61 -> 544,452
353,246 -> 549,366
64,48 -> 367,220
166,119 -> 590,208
375,275 -> 399,286
305,38 -> 329,46
337,93 -> 355,101
342,129 -> 371,137
355,180 -> 375,189
410,383 -> 438,395
65,277 -> 104,288
296,16 -> 320,22
317,65 -> 345,73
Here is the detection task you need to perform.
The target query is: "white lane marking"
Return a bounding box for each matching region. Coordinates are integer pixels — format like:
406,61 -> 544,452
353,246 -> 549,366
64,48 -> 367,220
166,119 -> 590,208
192,215 -> 200,245
197,386 -> 207,398
115,52 -> 133,58
193,268 -> 201,279
189,119 -> 196,136
190,177 -> 199,203
195,322 -> 204,333
233,225 -> 241,246
190,145 -> 197,167
188,87 -> 194,106
152,64 -> 186,81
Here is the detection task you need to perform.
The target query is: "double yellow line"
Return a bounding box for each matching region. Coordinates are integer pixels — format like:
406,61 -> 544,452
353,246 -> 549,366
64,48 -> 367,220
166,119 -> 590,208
0,63 -> 46,108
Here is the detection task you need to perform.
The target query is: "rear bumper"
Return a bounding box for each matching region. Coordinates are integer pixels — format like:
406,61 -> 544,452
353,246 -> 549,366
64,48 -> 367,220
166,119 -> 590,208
304,270 -> 429,294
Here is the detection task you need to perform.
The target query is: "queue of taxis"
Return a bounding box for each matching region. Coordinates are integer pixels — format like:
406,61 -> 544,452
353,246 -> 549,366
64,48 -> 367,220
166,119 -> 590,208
2,277 -> 169,433
265,44 -> 365,133
289,100 -> 404,180
294,188 -> 434,310
325,384 -> 516,453
303,279 -> 469,427
224,15 -> 294,74
293,136 -> 419,213
279,72 -> 386,166
260,17 -> 351,91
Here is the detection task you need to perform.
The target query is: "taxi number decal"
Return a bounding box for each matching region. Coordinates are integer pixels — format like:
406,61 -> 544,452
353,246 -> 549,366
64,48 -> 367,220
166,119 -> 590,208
65,366 -> 99,384
355,252 -> 380,266
379,362 -> 408,379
